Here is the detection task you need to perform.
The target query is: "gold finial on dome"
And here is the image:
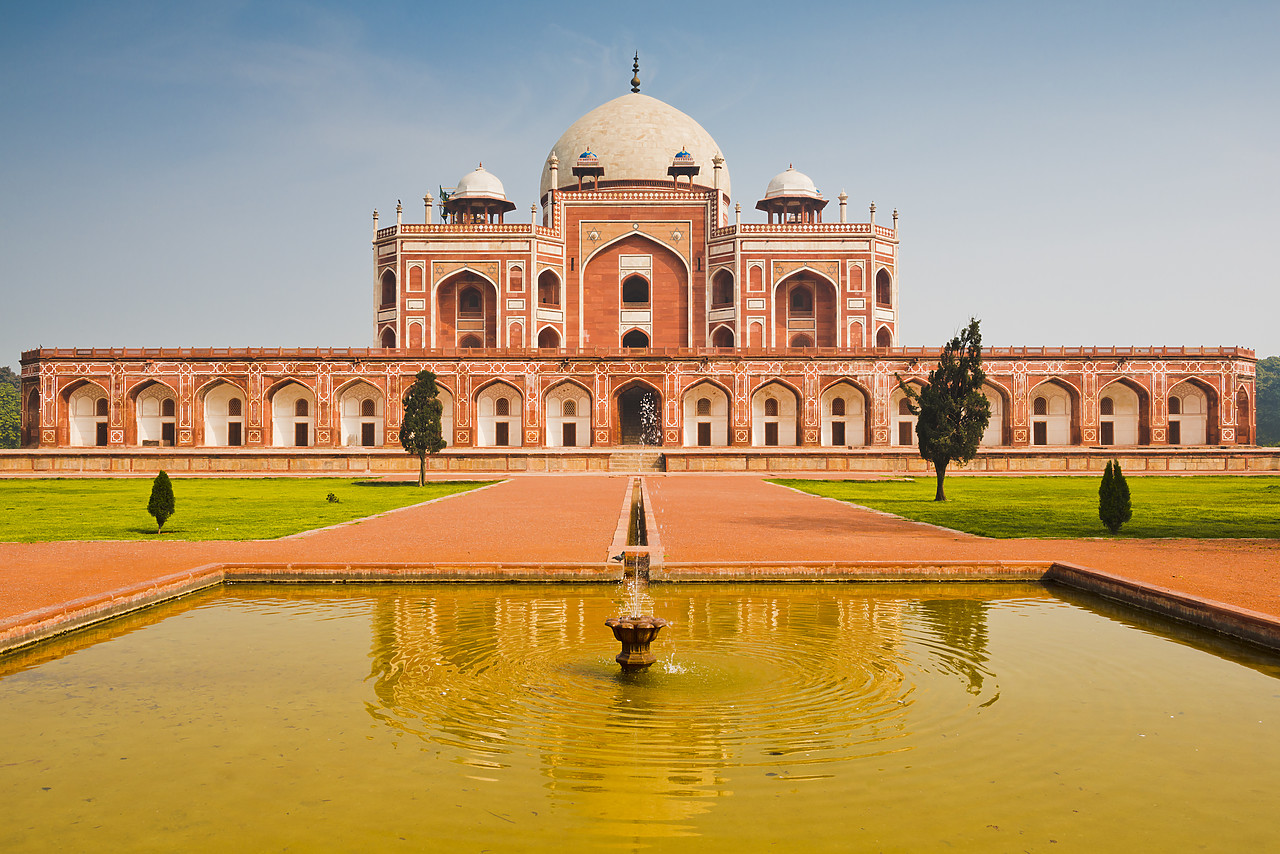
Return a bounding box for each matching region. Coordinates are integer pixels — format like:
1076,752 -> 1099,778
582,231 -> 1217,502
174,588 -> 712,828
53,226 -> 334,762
631,53 -> 641,93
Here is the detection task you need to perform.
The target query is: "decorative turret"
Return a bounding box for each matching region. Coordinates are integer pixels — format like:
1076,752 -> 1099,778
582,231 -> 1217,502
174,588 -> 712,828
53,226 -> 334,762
667,147 -> 700,188
756,165 -> 829,224
441,165 -> 517,224
571,148 -> 605,190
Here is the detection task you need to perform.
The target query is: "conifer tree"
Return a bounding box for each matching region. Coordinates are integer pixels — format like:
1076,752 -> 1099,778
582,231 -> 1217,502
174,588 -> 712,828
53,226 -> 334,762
400,370 -> 446,486
148,471 -> 176,533
896,318 -> 991,501
1098,460 -> 1133,534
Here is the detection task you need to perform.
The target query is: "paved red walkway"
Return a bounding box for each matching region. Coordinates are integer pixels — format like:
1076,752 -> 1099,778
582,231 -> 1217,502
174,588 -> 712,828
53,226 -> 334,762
1,474 -> 1277,633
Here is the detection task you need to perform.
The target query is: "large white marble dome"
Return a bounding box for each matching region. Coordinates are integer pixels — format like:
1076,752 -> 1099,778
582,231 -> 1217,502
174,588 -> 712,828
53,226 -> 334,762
539,93 -> 730,200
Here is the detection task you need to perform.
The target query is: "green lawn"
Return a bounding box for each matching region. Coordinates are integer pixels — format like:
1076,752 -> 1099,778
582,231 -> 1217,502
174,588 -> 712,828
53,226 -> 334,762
0,478 -> 492,542
771,476 -> 1280,539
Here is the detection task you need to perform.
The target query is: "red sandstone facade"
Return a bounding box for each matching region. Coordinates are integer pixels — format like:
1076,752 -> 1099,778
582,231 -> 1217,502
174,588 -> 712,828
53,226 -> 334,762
18,83 -> 1258,454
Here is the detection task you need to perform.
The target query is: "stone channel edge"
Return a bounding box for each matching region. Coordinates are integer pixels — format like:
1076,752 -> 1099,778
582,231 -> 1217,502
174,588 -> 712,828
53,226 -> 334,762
2,560 -> 1278,657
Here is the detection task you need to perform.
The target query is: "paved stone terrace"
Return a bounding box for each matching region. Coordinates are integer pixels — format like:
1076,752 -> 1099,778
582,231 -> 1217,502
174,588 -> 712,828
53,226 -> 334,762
1,474 -> 1277,650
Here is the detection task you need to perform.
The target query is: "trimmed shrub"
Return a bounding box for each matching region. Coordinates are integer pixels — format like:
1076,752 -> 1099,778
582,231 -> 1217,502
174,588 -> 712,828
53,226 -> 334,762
148,471 -> 176,533
1099,460 -> 1132,534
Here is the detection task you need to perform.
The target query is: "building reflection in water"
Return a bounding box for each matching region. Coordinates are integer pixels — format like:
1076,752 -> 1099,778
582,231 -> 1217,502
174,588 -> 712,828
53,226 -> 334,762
364,584 -> 1000,827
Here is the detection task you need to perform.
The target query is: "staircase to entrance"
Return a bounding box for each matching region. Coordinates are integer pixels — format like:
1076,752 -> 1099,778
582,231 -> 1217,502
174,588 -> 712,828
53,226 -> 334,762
608,450 -> 665,472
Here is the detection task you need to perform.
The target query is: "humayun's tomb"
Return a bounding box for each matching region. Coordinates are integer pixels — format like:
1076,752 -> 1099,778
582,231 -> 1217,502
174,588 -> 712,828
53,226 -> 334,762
13,63 -> 1266,473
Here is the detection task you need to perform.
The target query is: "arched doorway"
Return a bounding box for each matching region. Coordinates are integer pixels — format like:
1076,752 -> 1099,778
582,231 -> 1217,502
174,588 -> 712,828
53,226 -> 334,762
616,383 -> 662,446
980,383 -> 1009,446
890,385 -> 920,446
476,383 -> 522,447
1029,380 -> 1077,445
820,381 -> 868,447
546,382 -> 590,447
202,381 -> 246,447
751,382 -> 800,446
1167,380 -> 1214,445
133,381 -> 177,447
682,382 -> 730,446
338,382 -> 384,447
66,382 -> 109,447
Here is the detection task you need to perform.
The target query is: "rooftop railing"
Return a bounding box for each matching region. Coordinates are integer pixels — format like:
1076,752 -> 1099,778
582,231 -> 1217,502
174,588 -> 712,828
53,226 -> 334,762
21,345 -> 1257,363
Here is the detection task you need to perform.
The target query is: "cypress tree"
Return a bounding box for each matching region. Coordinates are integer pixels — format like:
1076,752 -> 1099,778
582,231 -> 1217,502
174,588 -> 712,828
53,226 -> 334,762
896,318 -> 991,501
1099,460 -> 1132,534
148,471 -> 176,534
400,370 -> 447,486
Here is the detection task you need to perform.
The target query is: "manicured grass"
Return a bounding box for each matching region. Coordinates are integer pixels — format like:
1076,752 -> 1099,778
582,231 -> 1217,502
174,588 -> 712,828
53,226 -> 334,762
0,478 -> 492,542
771,476 -> 1280,539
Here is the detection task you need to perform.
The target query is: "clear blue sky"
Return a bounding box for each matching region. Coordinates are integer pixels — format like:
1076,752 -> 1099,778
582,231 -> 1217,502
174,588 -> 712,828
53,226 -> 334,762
2,0 -> 1277,369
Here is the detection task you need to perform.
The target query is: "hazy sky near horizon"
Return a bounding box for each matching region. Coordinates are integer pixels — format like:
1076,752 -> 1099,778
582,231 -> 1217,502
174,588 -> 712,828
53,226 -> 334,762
2,0 -> 1277,369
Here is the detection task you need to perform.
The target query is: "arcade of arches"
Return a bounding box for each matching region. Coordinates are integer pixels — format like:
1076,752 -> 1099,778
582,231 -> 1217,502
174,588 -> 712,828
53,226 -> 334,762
24,355 -> 1255,450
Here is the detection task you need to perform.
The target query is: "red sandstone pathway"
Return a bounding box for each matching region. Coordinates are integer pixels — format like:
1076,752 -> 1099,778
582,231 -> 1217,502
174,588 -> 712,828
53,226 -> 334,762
648,476 -> 1280,618
1,473 -> 1278,635
0,476 -> 629,622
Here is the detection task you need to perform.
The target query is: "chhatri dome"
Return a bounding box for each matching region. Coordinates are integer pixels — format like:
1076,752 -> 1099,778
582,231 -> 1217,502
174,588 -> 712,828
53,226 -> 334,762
539,62 -> 730,200
762,165 -> 821,200
451,164 -> 511,203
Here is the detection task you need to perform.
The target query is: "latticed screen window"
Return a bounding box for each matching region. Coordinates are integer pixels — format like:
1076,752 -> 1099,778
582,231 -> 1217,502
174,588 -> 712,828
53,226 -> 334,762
1033,397 -> 1047,416
764,398 -> 779,417
1100,398 -> 1114,416
228,398 -> 242,417
496,398 -> 510,416
696,398 -> 711,417
563,400 -> 576,417
295,399 -> 309,417
832,398 -> 845,416
361,399 -> 375,417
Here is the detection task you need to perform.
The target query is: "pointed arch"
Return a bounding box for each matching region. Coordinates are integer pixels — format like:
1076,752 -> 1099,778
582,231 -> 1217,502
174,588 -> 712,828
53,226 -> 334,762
435,269 -> 499,349
1167,377 -> 1219,445
537,326 -> 562,349
682,378 -> 732,447
380,327 -> 396,349
710,268 -> 735,307
545,379 -> 591,447
890,380 -> 925,447
267,379 -> 316,447
335,380 -> 385,447
980,380 -> 1012,446
875,325 -> 893,348
710,324 -> 735,348
875,268 -> 893,307
751,379 -> 801,447
773,269 -> 838,348
379,268 -> 396,307
62,379 -> 110,447
1098,377 -> 1150,446
475,380 -> 522,447
1236,385 -> 1252,444
197,378 -> 247,447
128,379 -> 178,447
538,269 -> 562,307
621,328 -> 650,349
820,379 -> 870,447
582,230 -> 692,277
1028,378 -> 1081,446
23,385 -> 40,447
613,377 -> 664,446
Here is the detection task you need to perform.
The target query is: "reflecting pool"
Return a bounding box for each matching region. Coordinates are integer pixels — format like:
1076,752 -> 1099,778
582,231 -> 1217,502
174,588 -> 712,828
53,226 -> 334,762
0,583 -> 1277,852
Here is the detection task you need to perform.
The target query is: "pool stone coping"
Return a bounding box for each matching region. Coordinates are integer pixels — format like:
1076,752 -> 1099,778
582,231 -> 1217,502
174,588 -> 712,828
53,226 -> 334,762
3,559 -> 1279,657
